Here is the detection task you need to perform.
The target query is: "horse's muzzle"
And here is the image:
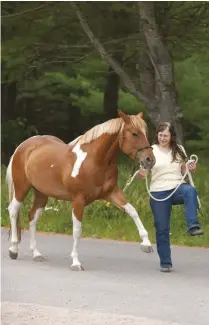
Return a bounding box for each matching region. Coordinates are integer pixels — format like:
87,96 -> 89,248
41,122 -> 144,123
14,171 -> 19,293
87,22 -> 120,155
140,156 -> 156,170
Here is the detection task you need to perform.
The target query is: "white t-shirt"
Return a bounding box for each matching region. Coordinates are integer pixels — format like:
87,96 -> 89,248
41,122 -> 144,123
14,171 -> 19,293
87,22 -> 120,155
150,144 -> 187,192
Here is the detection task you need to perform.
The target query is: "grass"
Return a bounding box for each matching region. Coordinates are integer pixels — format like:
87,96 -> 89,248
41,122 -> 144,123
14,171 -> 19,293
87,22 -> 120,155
1,160 -> 209,248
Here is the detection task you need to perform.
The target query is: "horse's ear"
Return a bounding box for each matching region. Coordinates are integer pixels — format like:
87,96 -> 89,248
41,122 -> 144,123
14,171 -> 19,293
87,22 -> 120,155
137,112 -> 143,118
118,110 -> 130,123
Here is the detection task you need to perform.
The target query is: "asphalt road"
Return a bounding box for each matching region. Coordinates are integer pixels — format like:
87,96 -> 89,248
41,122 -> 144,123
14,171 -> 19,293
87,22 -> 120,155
1,228 -> 209,325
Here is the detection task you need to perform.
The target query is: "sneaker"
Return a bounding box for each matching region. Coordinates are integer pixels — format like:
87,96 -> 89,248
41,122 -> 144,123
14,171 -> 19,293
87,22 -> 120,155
160,266 -> 172,273
187,227 -> 204,236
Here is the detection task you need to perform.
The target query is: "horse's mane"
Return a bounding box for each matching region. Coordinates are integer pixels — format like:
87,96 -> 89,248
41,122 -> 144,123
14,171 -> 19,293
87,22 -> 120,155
68,115 -> 147,146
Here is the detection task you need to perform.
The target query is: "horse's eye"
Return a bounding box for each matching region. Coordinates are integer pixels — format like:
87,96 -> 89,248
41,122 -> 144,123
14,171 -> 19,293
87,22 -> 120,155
132,132 -> 138,137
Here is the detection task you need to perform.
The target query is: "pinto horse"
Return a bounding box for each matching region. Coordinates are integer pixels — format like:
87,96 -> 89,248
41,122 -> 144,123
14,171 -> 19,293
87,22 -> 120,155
6,110 -> 155,270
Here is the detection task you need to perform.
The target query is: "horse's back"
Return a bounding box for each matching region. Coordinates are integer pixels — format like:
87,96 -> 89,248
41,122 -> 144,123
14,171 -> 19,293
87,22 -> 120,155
13,135 -> 68,164
11,135 -> 64,172
19,135 -> 64,149
10,135 -> 75,198
14,135 -> 63,154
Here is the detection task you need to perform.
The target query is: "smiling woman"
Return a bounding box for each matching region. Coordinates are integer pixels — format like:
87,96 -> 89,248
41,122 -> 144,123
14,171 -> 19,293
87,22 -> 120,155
155,122 -> 187,161
137,122 -> 204,272
158,128 -> 171,147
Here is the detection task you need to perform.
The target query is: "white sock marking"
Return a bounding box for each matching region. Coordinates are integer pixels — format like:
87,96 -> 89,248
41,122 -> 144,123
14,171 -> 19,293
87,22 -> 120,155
71,210 -> 82,266
8,198 -> 22,253
71,143 -> 87,178
29,208 -> 43,258
122,203 -> 151,246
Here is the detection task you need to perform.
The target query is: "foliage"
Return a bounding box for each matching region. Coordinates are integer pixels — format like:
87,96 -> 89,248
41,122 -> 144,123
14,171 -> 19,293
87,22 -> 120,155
175,52 -> 209,155
155,1 -> 209,58
1,118 -> 38,162
1,2 -> 209,157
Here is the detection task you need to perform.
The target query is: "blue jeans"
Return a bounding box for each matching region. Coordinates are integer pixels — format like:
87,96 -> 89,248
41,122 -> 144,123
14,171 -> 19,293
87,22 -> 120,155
150,184 -> 200,267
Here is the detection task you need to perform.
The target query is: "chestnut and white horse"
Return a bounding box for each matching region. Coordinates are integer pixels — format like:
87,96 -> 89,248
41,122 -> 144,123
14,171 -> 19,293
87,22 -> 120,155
6,110 -> 155,270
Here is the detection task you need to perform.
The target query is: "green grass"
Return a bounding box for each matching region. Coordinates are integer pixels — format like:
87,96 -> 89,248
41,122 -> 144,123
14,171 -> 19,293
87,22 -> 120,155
1,162 -> 209,247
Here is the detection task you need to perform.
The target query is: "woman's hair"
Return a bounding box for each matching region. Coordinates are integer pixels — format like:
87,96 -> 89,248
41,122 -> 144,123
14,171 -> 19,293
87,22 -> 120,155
154,122 -> 187,162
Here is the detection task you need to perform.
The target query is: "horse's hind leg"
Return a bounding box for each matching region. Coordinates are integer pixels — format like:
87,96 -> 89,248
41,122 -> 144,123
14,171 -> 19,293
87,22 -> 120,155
29,189 -> 48,261
8,178 -> 30,260
8,199 -> 23,259
71,198 -> 85,271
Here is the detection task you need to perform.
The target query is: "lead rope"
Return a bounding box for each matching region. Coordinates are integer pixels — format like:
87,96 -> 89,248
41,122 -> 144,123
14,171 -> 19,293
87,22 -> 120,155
123,154 -> 201,209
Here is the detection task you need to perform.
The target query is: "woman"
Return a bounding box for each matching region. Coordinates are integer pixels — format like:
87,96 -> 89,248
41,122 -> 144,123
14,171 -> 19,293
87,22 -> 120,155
137,122 -> 203,272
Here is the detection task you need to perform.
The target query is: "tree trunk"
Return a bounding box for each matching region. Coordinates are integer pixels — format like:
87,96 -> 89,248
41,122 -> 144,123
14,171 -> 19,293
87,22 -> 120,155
73,2 -> 184,143
1,81 -> 17,121
72,2 -> 151,106
138,1 -> 183,143
138,31 -> 157,124
103,66 -> 120,119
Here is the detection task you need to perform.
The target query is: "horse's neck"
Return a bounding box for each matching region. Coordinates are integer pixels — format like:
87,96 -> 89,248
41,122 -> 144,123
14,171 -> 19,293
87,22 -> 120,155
84,134 -> 119,162
104,136 -> 120,163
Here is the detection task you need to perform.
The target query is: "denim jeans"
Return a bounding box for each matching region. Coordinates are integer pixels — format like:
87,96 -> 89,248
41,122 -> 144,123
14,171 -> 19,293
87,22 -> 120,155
150,184 -> 200,267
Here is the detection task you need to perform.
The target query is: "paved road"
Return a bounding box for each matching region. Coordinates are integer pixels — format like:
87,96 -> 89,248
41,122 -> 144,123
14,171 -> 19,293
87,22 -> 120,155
1,228 -> 209,325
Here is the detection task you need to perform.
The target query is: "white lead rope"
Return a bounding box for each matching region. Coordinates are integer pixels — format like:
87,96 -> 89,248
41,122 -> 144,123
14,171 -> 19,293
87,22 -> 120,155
123,154 -> 201,208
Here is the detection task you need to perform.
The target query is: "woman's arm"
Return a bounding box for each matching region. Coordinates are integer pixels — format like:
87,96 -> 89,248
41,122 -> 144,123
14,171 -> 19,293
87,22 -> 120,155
181,163 -> 187,175
180,144 -> 196,174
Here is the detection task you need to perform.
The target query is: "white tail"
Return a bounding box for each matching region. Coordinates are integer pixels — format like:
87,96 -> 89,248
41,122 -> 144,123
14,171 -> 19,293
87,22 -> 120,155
6,156 -> 14,202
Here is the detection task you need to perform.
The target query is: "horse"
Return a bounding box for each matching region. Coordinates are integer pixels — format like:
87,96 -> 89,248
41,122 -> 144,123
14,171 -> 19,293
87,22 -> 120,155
6,110 -> 155,271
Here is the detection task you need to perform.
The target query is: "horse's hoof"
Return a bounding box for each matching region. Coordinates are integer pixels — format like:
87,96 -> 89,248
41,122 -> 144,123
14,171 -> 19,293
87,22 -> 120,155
9,250 -> 18,260
33,255 -> 45,262
141,245 -> 153,253
71,264 -> 84,271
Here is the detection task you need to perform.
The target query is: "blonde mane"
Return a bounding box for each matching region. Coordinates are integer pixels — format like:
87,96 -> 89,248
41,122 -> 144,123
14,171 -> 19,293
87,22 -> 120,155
69,114 -> 147,146
129,115 -> 147,135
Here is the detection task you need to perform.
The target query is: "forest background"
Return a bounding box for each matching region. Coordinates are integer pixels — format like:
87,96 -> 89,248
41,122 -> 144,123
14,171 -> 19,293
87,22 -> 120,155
1,1 -> 209,247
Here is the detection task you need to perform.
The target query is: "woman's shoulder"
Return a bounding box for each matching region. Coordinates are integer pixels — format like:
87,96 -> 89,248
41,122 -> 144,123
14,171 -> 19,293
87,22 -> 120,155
152,144 -> 158,149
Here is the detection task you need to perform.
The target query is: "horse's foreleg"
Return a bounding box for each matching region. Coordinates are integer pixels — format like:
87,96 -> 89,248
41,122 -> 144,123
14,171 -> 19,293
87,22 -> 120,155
123,203 -> 153,253
109,188 -> 153,253
29,190 -> 48,261
8,197 -> 22,259
71,199 -> 84,271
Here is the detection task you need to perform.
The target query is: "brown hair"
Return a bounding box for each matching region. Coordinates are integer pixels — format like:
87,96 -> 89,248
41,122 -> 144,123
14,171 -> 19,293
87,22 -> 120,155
154,122 -> 187,162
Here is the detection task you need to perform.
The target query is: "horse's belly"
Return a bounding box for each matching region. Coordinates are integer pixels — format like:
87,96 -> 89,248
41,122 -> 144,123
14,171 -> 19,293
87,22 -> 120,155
30,177 -> 73,200
98,179 -> 117,199
26,163 -> 72,200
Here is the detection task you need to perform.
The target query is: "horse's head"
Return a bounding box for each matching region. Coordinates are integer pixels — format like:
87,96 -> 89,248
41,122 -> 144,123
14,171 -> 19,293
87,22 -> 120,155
118,110 -> 155,170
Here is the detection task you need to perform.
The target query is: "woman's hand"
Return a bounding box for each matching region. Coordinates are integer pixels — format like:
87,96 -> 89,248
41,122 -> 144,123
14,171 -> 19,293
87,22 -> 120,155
136,168 -> 148,179
181,161 -> 196,175
188,160 -> 196,173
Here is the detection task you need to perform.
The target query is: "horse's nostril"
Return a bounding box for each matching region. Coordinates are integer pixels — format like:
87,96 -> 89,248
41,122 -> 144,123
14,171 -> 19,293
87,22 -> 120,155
146,157 -> 151,163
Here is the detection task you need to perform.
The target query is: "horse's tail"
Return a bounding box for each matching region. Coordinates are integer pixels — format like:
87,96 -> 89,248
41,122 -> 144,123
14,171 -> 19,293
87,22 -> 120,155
6,155 -> 15,202
6,155 -> 22,242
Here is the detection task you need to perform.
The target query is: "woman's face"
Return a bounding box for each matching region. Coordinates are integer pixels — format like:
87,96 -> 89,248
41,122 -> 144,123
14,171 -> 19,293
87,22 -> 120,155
157,127 -> 171,147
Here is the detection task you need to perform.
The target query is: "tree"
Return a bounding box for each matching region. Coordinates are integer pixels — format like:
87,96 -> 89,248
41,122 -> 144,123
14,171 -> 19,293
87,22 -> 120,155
1,1 -> 208,162
72,1 -> 208,142
138,2 -> 183,140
